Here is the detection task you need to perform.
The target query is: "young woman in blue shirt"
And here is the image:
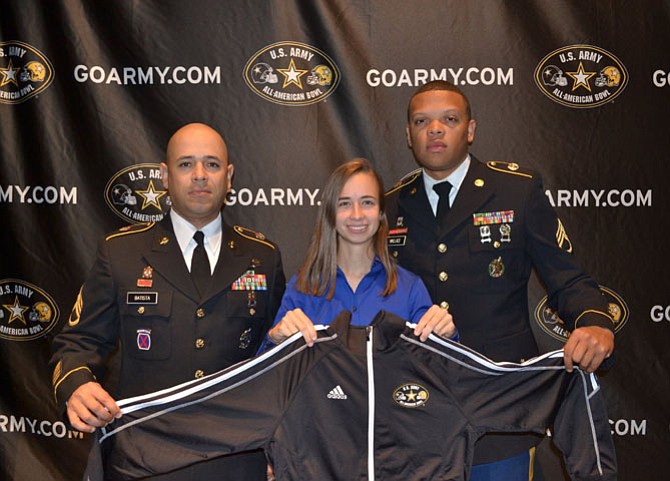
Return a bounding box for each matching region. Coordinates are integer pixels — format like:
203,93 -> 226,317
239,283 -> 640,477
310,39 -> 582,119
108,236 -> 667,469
267,158 -> 456,347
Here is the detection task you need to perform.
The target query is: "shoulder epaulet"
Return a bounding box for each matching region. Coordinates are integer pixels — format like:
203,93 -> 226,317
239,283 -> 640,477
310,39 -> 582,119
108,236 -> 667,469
233,225 -> 275,249
385,168 -> 422,195
105,222 -> 155,241
486,161 -> 533,179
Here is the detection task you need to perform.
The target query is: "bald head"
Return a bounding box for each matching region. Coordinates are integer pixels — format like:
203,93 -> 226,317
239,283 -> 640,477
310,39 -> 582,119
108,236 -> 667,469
166,123 -> 228,165
161,123 -> 233,228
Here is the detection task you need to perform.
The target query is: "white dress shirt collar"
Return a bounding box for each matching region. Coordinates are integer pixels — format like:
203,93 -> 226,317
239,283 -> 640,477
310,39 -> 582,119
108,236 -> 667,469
169,209 -> 222,272
423,154 -> 471,215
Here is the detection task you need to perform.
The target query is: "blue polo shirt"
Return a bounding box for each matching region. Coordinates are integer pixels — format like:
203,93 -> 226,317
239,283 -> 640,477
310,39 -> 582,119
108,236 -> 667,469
259,258 -> 458,353
274,258 -> 432,327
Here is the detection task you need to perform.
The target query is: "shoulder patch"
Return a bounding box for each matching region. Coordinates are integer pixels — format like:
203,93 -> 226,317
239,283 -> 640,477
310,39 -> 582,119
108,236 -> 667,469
385,168 -> 422,195
233,225 -> 275,249
486,161 -> 533,179
105,222 -> 155,241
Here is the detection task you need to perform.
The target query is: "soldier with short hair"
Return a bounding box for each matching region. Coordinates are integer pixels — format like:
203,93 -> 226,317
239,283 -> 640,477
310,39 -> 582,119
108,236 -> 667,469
50,122 -> 285,480
385,81 -> 615,481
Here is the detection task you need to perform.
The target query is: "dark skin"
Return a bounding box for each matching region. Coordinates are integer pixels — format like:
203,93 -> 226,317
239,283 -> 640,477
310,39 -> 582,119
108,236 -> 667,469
406,90 -> 613,373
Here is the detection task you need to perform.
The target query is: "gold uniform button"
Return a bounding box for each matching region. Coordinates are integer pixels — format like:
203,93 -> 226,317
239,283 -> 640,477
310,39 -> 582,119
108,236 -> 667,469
440,301 -> 449,310
437,243 -> 447,253
137,306 -> 145,315
438,271 -> 449,282
195,339 -> 205,349
392,251 -> 398,258
194,369 -> 204,379
494,240 -> 501,249
196,308 -> 205,318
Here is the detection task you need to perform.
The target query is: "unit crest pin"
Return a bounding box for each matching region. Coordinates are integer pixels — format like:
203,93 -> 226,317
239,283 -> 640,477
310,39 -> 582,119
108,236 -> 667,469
488,257 -> 505,278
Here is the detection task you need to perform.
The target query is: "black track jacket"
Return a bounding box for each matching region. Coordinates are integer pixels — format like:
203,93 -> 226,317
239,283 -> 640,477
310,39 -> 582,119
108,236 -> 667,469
85,310 -> 617,481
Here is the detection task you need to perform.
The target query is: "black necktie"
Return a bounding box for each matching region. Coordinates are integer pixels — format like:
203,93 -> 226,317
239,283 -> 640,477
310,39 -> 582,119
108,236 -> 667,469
191,231 -> 211,296
433,181 -> 452,226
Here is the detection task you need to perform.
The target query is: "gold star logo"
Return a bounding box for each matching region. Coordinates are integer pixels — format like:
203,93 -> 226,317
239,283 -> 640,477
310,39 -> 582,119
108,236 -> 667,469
277,59 -> 308,89
0,59 -> 20,88
136,180 -> 167,211
566,62 -> 596,93
3,296 -> 29,325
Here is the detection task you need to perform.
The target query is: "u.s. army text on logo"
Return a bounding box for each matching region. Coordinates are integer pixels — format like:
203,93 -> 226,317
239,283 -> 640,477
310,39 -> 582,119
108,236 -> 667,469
0,41 -> 54,104
105,163 -> 169,224
0,279 -> 59,341
534,45 -> 628,108
244,41 -> 340,106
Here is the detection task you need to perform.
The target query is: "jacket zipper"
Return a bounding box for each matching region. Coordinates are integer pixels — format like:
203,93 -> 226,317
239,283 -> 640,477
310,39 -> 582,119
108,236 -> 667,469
366,325 -> 375,480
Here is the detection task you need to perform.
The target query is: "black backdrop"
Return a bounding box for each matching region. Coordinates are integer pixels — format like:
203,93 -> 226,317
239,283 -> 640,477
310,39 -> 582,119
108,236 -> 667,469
1,1 -> 669,479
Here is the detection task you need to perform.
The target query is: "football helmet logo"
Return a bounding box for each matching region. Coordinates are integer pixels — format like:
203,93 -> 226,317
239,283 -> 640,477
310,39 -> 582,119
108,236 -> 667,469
541,65 -> 568,87
307,65 -> 333,86
594,66 -> 621,87
111,184 -> 138,206
19,61 -> 47,82
29,302 -> 53,322
250,62 -> 278,84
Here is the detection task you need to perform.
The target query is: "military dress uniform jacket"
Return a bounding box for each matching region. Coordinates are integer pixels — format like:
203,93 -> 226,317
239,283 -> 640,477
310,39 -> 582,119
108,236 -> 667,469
385,158 -> 614,463
83,310 -> 617,481
50,217 -> 285,480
